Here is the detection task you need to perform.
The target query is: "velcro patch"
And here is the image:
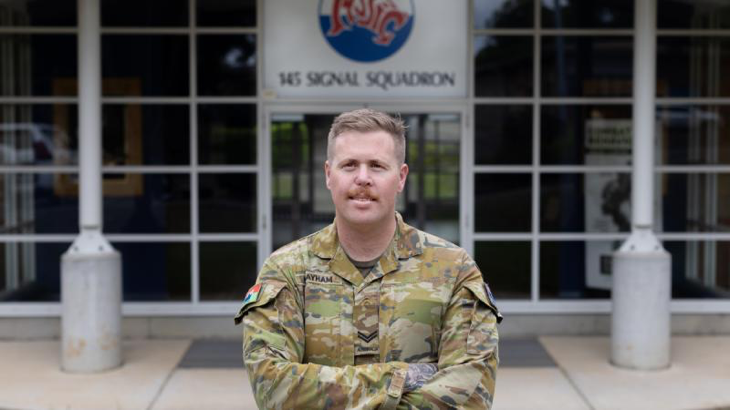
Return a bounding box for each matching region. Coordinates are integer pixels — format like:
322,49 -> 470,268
242,283 -> 262,306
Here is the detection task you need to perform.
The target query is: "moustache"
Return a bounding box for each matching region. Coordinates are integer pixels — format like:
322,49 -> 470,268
347,188 -> 379,200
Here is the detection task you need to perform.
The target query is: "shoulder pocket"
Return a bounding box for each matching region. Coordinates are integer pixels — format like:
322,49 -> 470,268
463,281 -> 501,356
234,282 -> 286,325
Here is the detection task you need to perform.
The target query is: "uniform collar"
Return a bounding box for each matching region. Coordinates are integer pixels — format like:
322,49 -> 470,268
311,212 -> 423,287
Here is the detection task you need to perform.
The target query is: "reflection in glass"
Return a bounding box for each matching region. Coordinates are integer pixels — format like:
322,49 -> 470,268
199,173 -> 256,233
475,174 -> 531,232
658,0 -> 730,29
541,105 -> 632,165
197,35 -> 256,96
542,37 -> 633,97
198,104 -> 256,165
540,241 -> 613,299
0,242 -> 68,302
102,105 -> 189,166
0,35 -> 77,96
474,0 -> 533,29
0,174 -> 78,234
474,36 -> 533,97
113,242 -> 190,301
197,0 -> 256,27
0,104 -> 78,166
200,242 -> 257,301
661,174 -> 730,233
475,105 -> 532,165
658,106 -> 730,165
102,35 -> 188,96
103,174 -> 190,234
541,0 -> 633,28
271,113 -> 461,249
474,241 -> 531,299
657,37 -> 730,98
0,0 -> 76,26
541,173 -> 632,232
665,241 -> 730,299
101,0 -> 187,27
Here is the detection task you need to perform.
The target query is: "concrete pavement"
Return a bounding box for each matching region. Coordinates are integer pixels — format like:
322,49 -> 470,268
0,337 -> 728,410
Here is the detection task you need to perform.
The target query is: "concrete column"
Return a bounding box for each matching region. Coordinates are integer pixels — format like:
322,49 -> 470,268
61,0 -> 122,373
611,0 -> 672,370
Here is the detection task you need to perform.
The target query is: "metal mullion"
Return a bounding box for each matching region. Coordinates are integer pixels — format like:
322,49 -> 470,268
463,0 -> 474,256
538,29 -> 633,36
656,165 -> 730,173
196,165 -> 259,173
105,234 -> 192,242
100,28 -> 190,35
539,98 -> 633,104
190,0 -> 200,305
0,97 -> 78,104
101,166 -> 190,173
538,165 -> 634,173
539,233 -> 629,241
531,0 -> 541,304
0,235 -> 75,242
472,233 -> 532,241
658,233 -> 730,241
198,233 -> 259,241
257,0 -> 269,266
101,97 -> 189,104
657,98 -> 730,105
657,29 -> 730,37
0,166 -> 77,173
473,166 -> 533,173
472,97 -> 534,104
473,29 -> 535,36
196,97 -> 258,104
0,27 -> 77,34
195,27 -> 257,34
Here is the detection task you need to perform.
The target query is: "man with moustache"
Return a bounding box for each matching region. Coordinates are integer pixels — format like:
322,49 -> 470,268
235,109 -> 501,409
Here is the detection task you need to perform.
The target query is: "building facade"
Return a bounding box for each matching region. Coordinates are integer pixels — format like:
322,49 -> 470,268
0,0 -> 729,336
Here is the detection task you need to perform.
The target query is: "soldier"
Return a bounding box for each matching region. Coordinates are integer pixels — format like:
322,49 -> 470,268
235,108 -> 502,409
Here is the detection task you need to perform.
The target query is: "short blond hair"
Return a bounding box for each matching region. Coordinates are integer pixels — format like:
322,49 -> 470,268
327,108 -> 407,164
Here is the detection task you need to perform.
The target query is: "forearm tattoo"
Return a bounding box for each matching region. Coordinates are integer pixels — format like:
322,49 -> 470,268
403,363 -> 438,393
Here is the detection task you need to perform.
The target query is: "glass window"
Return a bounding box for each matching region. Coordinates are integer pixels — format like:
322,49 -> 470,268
403,114 -> 461,244
475,105 -> 532,165
474,36 -> 533,97
0,0 -> 76,26
658,106 -> 730,165
540,173 -> 632,232
199,241 -> 257,301
541,36 -> 633,97
102,35 -> 189,96
102,104 -> 189,166
114,242 -> 190,301
0,242 -> 69,301
658,0 -> 730,29
657,37 -> 730,98
541,105 -> 632,165
0,173 -> 79,234
474,0 -> 533,29
198,104 -> 256,165
660,173 -> 730,233
475,173 -> 531,232
665,241 -> 730,299
199,173 -> 256,233
0,104 -> 78,166
197,0 -> 256,27
101,0 -> 187,27
540,241 -> 614,299
0,34 -> 77,96
103,174 -> 190,234
474,241 -> 531,299
541,0 -> 634,28
197,35 -> 256,96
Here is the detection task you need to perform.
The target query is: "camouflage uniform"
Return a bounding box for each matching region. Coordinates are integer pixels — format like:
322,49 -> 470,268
235,213 -> 501,409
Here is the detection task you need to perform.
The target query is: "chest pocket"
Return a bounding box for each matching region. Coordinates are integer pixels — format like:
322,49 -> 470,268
380,281 -> 445,363
303,272 -> 343,366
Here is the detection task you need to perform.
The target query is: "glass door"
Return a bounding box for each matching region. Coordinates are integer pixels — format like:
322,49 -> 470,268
266,110 -> 463,253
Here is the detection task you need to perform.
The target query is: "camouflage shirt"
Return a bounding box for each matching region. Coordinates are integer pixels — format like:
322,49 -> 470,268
235,213 -> 501,409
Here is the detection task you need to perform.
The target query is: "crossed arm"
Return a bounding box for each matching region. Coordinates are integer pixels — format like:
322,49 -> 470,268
239,268 -> 499,409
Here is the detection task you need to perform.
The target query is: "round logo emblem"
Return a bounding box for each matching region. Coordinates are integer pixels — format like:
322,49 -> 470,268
319,0 -> 414,63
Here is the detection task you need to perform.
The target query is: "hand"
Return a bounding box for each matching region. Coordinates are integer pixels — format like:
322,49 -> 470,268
403,363 -> 438,393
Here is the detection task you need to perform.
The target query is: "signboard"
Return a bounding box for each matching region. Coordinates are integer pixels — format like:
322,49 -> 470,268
264,0 -> 467,98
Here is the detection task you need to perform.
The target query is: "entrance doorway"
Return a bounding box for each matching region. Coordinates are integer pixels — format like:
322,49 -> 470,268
266,110 -> 462,253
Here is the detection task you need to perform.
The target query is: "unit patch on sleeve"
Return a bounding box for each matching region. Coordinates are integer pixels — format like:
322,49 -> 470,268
242,283 -> 262,306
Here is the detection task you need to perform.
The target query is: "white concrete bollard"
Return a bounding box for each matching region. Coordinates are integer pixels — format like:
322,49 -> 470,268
611,249 -> 671,370
61,241 -> 122,373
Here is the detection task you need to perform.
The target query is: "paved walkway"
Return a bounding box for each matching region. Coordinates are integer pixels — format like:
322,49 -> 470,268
0,337 -> 728,409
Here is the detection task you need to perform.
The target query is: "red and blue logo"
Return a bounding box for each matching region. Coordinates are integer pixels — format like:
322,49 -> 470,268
319,0 -> 414,63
